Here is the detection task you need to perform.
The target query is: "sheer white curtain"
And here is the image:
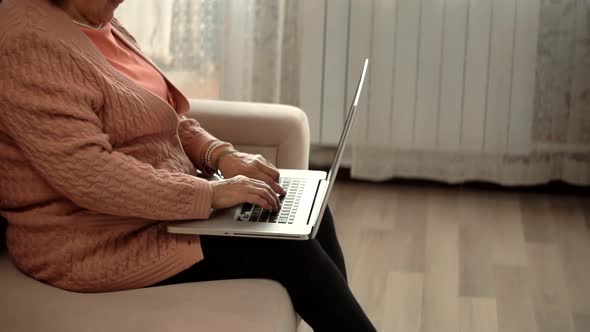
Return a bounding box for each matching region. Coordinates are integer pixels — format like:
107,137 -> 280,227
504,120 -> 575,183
116,0 -> 299,104
347,0 -> 590,185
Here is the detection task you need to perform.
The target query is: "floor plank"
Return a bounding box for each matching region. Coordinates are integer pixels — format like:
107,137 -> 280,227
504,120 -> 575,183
458,192 -> 495,297
381,272 -> 423,332
390,187 -> 427,273
581,198 -> 590,235
494,265 -> 538,332
349,229 -> 397,329
420,191 -> 459,332
490,193 -> 528,266
526,243 -> 575,332
520,194 -> 556,243
459,297 -> 498,332
552,197 -> 590,314
573,313 -> 590,332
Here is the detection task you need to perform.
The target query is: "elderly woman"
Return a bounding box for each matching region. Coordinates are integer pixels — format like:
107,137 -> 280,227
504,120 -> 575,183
0,0 -> 376,331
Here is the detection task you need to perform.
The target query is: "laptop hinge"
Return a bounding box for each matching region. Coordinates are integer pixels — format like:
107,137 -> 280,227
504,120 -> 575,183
305,181 -> 323,225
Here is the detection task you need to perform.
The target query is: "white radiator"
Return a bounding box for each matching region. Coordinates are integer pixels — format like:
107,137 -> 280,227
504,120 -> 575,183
299,0 -> 540,157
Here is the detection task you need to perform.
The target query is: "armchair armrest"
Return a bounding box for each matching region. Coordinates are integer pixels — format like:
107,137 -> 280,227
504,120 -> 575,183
186,99 -> 310,170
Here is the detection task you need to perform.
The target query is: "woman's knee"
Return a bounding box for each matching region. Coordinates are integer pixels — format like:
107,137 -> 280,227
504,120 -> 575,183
282,240 -> 333,280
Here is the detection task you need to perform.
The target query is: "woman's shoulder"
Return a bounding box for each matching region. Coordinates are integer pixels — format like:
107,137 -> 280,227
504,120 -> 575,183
0,0 -> 36,44
0,9 -> 84,87
0,0 -> 82,54
0,25 -> 72,67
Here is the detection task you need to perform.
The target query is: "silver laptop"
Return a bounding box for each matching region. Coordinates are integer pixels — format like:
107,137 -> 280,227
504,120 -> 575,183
167,59 -> 368,240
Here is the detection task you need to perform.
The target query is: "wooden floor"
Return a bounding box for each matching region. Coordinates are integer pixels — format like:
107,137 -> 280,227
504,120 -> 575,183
299,180 -> 590,332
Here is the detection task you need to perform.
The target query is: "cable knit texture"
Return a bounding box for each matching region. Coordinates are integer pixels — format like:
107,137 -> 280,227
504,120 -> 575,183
0,0 -> 221,292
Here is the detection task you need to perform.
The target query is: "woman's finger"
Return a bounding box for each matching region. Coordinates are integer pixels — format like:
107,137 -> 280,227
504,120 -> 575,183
246,194 -> 274,211
249,187 -> 279,211
253,172 -> 286,196
249,180 -> 280,210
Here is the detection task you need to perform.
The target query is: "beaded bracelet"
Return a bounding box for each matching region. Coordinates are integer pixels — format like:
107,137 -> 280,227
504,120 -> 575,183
201,141 -> 223,174
201,141 -> 233,174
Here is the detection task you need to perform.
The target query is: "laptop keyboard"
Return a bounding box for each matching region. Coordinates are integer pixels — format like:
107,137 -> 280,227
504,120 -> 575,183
236,178 -> 307,224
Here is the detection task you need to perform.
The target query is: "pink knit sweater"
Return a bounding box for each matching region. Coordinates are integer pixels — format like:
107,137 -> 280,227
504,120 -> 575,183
0,0 -> 219,292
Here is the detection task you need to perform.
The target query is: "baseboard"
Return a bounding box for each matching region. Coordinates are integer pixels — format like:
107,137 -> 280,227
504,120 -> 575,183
309,165 -> 590,196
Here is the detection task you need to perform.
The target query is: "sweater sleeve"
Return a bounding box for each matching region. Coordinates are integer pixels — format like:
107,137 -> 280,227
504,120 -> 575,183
177,115 -> 220,173
0,33 -> 213,221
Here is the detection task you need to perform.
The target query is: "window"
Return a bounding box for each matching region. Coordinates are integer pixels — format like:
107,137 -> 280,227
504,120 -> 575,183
116,0 -> 222,99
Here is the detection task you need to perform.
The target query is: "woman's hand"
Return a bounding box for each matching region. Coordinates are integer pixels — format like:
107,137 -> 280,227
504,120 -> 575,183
216,151 -> 286,196
210,175 -> 281,211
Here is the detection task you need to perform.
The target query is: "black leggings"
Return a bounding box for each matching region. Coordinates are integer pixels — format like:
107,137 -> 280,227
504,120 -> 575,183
153,207 -> 376,332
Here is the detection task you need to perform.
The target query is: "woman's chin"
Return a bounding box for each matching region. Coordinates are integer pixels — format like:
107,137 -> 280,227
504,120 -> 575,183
111,0 -> 124,9
101,12 -> 115,24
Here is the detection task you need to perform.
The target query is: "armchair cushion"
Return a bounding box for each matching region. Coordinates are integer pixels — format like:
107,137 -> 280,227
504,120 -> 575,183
0,252 -> 298,332
187,99 -> 310,170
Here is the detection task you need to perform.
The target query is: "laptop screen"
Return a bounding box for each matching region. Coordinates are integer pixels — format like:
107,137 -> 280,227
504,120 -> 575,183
311,59 -> 368,238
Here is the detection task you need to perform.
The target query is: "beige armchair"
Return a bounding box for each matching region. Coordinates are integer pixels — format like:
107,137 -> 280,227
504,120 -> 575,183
0,99 -> 310,332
